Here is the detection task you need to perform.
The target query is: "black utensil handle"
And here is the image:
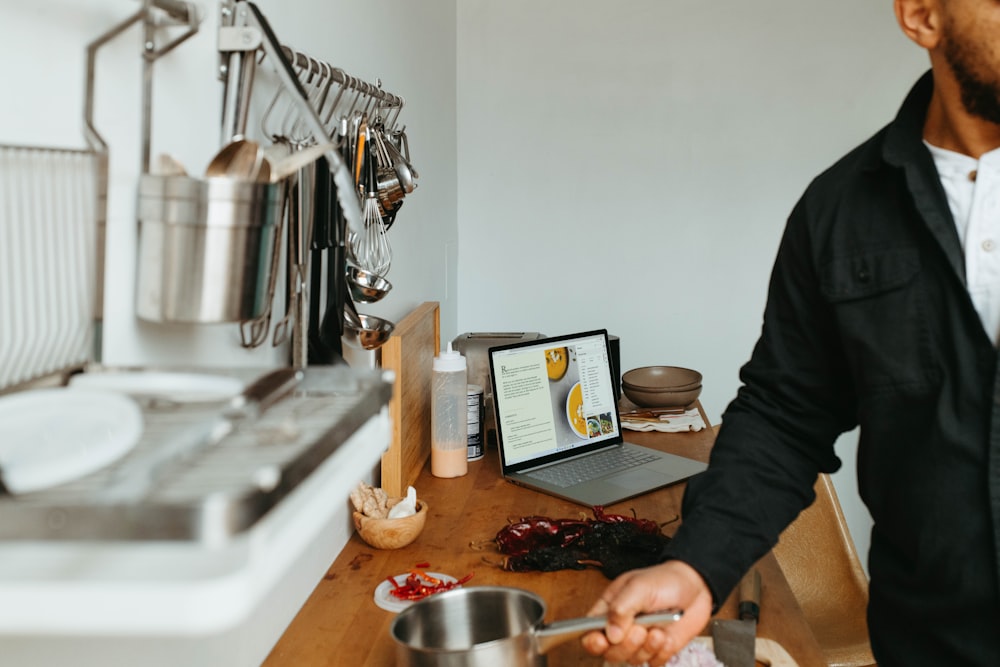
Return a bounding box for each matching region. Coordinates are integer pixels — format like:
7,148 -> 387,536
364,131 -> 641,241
738,569 -> 761,622
307,247 -> 332,365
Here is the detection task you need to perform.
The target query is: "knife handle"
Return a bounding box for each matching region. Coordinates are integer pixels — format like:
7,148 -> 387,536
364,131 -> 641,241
738,569 -> 761,622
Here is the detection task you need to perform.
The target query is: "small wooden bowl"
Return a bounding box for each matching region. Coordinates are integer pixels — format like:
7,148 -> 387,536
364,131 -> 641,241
353,500 -> 428,550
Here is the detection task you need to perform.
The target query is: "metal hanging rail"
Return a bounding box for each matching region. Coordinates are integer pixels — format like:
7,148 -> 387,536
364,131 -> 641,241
280,48 -> 406,131
216,1 -> 368,234
218,3 -> 405,145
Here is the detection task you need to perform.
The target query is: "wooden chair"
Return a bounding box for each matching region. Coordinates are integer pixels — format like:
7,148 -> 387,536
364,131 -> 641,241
711,424 -> 875,666
771,472 -> 876,667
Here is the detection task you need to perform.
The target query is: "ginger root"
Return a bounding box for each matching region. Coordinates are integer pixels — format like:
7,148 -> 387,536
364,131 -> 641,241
350,482 -> 390,519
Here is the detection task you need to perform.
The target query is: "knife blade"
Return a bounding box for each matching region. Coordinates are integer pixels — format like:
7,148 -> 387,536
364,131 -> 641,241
711,568 -> 760,667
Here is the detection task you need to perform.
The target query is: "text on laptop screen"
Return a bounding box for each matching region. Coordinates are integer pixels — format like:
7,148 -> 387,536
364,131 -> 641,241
492,331 -> 620,467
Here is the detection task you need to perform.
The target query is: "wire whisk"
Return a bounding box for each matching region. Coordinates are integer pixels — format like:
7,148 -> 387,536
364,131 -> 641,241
351,191 -> 391,276
347,121 -> 391,277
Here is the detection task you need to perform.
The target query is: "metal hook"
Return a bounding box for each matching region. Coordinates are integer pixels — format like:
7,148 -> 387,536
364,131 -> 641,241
260,83 -> 286,140
344,74 -> 366,118
320,67 -> 350,132
386,98 -> 404,132
313,60 -> 333,114
288,54 -> 325,143
275,49 -> 309,137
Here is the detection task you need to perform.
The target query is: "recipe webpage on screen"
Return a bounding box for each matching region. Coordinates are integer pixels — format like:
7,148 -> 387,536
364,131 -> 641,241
495,337 -> 618,465
494,349 -> 557,462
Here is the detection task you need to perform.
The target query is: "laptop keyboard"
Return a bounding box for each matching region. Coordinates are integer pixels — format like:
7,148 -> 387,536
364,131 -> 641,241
524,447 -> 659,488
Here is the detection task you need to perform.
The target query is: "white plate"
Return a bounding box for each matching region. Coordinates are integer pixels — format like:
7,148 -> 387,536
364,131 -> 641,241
373,572 -> 459,613
0,388 -> 143,494
68,371 -> 244,404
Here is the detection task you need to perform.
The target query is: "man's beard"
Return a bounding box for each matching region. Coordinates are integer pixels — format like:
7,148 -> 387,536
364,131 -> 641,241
944,37 -> 1000,125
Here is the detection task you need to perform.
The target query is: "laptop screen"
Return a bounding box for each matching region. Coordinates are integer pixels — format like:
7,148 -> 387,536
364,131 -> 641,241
488,330 -> 622,471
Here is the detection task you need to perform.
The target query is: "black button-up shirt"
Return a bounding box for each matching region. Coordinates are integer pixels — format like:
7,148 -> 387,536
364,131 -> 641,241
664,72 -> 1000,665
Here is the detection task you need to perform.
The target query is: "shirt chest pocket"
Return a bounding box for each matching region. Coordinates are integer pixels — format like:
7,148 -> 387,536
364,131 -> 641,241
819,247 -> 935,393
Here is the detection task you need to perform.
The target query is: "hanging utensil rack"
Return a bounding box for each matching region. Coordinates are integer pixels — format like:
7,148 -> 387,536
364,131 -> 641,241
217,1 -> 408,367
216,0 -> 396,237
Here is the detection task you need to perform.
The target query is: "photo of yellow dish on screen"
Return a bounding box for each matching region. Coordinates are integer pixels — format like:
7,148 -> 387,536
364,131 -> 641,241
545,347 -> 569,381
566,382 -> 587,438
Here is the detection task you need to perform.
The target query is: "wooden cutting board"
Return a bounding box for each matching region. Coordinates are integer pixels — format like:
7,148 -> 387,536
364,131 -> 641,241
379,301 -> 440,497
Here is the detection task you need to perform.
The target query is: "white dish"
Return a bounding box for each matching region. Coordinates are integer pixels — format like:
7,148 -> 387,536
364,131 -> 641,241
0,388 -> 143,494
373,572 -> 459,613
68,371 -> 244,404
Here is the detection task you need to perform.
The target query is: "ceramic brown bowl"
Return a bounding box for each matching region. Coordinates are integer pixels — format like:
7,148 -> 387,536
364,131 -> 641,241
353,499 -> 428,550
621,366 -> 703,392
621,366 -> 703,408
622,384 -> 702,408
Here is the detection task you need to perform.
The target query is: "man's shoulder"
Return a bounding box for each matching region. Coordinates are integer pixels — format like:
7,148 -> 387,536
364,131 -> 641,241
804,72 -> 931,203
784,123 -> 905,236
806,124 -> 892,200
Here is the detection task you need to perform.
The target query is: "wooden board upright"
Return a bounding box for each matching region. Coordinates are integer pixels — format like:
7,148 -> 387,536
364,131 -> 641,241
378,301 -> 440,497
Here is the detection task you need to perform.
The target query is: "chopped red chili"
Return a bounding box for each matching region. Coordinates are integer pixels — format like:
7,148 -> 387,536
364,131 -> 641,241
413,570 -> 442,585
386,570 -> 473,602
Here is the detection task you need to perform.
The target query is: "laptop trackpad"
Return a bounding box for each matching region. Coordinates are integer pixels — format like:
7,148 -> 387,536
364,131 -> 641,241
607,467 -> 671,489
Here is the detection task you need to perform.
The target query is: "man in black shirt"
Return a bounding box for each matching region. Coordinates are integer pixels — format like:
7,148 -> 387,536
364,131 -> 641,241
583,0 -> 1000,664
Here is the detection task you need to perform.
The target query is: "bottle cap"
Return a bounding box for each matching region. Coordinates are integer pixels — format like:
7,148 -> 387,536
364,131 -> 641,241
433,341 -> 467,372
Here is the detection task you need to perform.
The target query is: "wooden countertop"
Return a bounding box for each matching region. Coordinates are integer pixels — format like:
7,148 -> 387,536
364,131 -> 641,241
264,408 -> 826,666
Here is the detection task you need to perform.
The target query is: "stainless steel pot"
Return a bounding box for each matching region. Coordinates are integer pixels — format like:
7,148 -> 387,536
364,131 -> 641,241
390,586 -> 680,667
135,174 -> 284,323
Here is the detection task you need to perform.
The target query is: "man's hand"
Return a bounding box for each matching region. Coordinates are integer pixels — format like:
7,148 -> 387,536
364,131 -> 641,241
581,560 -> 713,666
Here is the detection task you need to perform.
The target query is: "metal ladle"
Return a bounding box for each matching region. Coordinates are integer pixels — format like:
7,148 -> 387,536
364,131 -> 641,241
346,265 -> 392,303
386,128 -> 418,193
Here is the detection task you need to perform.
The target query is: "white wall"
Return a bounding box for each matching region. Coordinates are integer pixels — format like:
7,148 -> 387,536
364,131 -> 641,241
455,0 -> 930,568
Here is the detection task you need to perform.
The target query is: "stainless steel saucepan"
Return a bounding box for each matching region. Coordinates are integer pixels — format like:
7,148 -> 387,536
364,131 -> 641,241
390,586 -> 680,667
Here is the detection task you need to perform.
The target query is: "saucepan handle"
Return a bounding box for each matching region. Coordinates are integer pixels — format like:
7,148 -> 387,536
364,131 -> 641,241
534,608 -> 683,655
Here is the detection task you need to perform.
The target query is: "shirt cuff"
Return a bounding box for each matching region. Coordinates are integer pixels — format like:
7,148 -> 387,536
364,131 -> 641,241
659,511 -> 760,611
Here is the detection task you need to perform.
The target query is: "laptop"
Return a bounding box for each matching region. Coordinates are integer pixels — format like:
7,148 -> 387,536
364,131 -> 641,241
487,329 -> 707,507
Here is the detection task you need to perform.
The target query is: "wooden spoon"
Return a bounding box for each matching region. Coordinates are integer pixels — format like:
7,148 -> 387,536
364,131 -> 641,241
205,138 -> 263,179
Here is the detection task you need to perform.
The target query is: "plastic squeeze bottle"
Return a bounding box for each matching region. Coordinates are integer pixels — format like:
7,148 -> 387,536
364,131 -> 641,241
431,342 -> 468,478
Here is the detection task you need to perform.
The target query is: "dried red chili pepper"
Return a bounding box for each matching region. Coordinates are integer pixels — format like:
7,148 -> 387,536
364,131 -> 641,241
479,506 -> 677,579
592,505 -> 661,534
499,545 -> 591,572
493,515 -> 592,556
579,519 -> 672,579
